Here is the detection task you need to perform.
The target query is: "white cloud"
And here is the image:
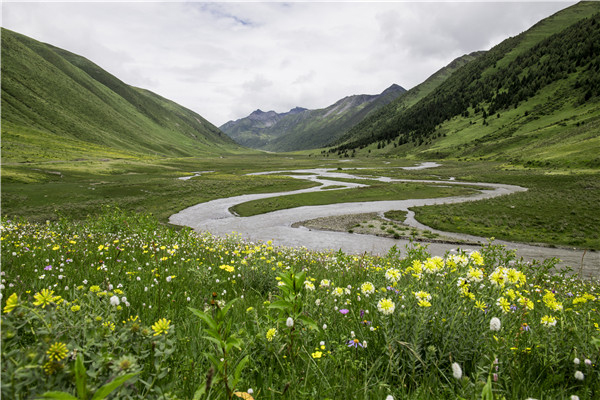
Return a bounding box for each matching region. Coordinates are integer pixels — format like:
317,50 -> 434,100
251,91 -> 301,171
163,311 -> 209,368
1,1 -> 576,126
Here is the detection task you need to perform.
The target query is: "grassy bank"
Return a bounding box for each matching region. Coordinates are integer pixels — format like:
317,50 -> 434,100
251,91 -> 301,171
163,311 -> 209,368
2,210 -> 599,399
230,182 -> 478,217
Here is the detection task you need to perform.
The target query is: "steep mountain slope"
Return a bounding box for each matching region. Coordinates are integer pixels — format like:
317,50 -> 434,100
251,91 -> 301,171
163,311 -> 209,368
1,28 -> 240,162
334,51 -> 485,147
330,1 -> 600,167
330,2 -> 600,167
220,84 -> 406,151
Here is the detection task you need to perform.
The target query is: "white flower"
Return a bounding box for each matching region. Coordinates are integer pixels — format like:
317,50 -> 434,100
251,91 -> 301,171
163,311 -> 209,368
322,324 -> 327,330
574,370 -> 584,380
315,299 -> 321,306
570,396 -> 580,400
490,317 -> 502,331
573,357 -> 580,365
584,359 -> 592,366
110,295 -> 120,306
451,362 -> 462,379
320,341 -> 325,346
248,389 -> 254,395
386,395 -> 394,400
166,276 -> 172,282
286,317 -> 294,328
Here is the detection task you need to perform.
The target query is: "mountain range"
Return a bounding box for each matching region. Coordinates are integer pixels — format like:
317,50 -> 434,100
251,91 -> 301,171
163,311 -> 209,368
220,84 -> 406,151
2,1 -> 599,167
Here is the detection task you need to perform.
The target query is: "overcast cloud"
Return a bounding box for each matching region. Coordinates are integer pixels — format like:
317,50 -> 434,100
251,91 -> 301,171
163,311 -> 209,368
2,1 -> 576,126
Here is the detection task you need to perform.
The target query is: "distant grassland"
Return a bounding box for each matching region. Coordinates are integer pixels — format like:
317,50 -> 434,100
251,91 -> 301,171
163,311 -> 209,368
2,155 -> 599,250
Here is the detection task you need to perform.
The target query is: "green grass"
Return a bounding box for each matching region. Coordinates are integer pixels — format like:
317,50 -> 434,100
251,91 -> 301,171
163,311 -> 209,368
0,155 -> 323,223
351,161 -> 600,249
230,182 -> 479,217
2,210 -> 599,399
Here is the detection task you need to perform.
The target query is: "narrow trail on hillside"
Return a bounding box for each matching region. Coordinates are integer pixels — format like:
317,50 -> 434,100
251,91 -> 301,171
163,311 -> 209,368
169,163 -> 598,278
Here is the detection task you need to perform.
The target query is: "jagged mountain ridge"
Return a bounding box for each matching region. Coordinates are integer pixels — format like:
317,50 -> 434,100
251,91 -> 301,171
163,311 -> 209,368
220,84 -> 406,151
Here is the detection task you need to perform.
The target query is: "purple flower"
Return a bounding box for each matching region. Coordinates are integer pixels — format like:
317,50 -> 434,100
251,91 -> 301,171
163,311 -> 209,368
359,309 -> 365,318
44,265 -> 52,271
339,309 -> 349,315
347,339 -> 364,348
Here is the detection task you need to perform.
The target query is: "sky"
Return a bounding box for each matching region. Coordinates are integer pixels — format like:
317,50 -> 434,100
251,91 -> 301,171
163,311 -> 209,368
2,1 -> 577,126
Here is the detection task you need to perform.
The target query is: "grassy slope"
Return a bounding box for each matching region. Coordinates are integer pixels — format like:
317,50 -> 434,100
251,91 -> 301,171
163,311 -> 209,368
335,52 -> 484,147
339,2 -> 600,167
1,28 -> 241,162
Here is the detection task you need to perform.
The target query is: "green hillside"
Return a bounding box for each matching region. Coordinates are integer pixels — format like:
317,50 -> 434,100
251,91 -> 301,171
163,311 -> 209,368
334,51 -> 484,148
330,1 -> 600,167
220,84 -> 406,152
1,28 -> 241,163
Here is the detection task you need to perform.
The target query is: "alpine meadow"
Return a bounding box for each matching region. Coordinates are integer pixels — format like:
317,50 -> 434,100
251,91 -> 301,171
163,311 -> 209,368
2,2 -> 600,400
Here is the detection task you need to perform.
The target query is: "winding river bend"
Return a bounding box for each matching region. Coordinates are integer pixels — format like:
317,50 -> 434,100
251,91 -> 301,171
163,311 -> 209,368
170,164 -> 598,278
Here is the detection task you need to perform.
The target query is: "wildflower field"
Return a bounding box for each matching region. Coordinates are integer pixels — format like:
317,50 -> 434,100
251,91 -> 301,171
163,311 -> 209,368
1,209 -> 599,399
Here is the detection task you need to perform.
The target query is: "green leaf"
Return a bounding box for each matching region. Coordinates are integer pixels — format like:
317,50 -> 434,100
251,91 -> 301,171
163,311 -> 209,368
202,335 -> 225,349
297,315 -> 318,330
233,355 -> 250,386
90,373 -> 138,400
268,300 -> 293,311
38,392 -> 79,400
74,354 -> 88,400
221,298 -> 239,316
188,307 -> 218,331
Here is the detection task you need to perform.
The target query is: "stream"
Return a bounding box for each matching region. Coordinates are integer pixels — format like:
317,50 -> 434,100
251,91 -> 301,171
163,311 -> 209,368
169,163 -> 598,278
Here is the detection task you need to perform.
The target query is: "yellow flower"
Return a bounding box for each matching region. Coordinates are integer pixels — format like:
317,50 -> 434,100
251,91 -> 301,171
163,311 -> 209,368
71,305 -> 81,312
266,328 -> 277,342
311,351 -> 323,359
98,244 -> 105,251
377,298 -> 396,315
3,293 -> 19,314
475,300 -> 487,311
151,318 -> 172,336
219,264 -> 235,273
46,342 -> 68,361
89,285 -> 101,293
33,289 -> 61,308
470,251 -> 484,266
541,315 -> 557,327
418,300 -> 432,308
496,297 -> 511,313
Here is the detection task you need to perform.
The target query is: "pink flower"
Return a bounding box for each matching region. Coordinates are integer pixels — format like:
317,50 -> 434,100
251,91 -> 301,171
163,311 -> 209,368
339,309 -> 349,315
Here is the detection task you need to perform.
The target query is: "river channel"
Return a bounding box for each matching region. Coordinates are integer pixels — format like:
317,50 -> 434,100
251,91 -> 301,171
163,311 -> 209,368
169,163 -> 598,278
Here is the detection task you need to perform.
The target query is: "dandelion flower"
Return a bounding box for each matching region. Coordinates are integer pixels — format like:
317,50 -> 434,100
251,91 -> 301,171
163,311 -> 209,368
151,318 -> 172,336
46,342 -> 68,361
451,362 -> 462,379
490,317 -> 502,331
266,328 -> 277,341
574,370 -> 584,381
377,298 -> 395,315
286,317 -> 294,327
